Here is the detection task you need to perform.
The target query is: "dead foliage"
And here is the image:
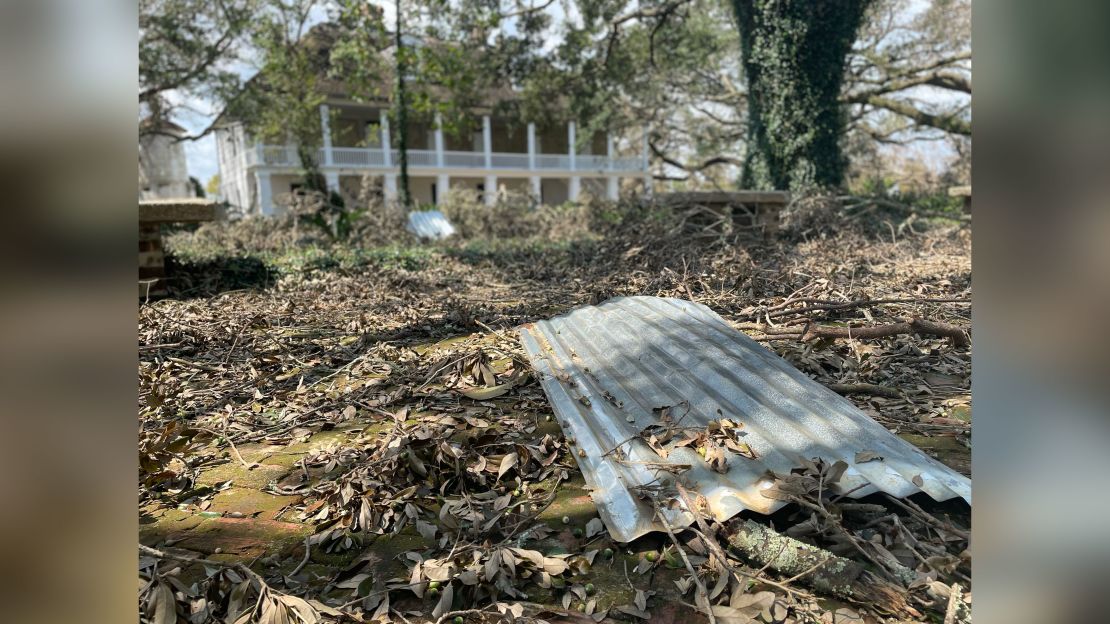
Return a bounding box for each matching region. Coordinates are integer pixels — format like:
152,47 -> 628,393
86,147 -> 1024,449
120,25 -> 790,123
140,196 -> 970,623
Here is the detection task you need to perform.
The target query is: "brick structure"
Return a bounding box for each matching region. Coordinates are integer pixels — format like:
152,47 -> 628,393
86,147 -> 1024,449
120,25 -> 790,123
139,199 -> 222,298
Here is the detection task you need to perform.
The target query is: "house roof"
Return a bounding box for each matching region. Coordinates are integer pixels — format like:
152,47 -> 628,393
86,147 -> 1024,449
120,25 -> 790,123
140,117 -> 188,136
221,21 -> 536,125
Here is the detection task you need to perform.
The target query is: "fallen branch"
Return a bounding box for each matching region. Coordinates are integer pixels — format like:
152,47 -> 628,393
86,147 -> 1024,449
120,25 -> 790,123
943,582 -> 971,624
761,296 -> 970,319
673,481 -> 807,598
726,520 -> 917,617
761,317 -> 970,347
826,383 -> 903,399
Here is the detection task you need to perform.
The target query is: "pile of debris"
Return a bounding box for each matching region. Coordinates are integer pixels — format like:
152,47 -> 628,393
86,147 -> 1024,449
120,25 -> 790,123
140,203 -> 971,623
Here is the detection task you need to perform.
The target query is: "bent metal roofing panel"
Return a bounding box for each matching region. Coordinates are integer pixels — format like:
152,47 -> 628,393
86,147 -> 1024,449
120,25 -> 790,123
517,296 -> 971,542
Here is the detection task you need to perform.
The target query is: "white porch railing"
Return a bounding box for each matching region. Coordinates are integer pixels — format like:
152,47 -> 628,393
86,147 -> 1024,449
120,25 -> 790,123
248,144 -> 647,173
331,147 -> 387,167
491,153 -> 530,169
535,154 -> 573,170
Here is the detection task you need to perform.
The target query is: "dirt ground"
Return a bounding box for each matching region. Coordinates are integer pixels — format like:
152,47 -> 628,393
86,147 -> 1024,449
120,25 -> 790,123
139,198 -> 971,624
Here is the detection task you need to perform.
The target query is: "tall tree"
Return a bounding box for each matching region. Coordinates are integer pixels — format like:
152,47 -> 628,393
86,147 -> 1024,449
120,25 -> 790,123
139,0 -> 255,137
845,0 -> 971,142
731,0 -> 872,192
233,0 -> 331,185
394,2 -> 413,207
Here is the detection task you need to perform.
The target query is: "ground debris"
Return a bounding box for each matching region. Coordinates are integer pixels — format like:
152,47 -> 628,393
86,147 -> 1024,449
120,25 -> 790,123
140,199 -> 970,622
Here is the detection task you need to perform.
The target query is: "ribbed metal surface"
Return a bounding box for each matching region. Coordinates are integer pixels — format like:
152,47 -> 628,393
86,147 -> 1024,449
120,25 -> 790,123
407,210 -> 456,240
518,297 -> 971,542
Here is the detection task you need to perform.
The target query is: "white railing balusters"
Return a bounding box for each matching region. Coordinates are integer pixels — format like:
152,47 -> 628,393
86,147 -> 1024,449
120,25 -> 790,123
250,145 -> 647,172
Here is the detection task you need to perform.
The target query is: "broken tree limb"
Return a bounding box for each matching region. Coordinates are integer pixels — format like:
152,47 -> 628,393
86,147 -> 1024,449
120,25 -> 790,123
760,317 -> 970,347
761,296 -> 970,319
826,383 -> 903,399
726,520 -> 916,617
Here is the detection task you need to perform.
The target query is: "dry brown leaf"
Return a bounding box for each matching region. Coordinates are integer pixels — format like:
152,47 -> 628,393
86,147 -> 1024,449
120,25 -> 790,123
855,450 -> 883,463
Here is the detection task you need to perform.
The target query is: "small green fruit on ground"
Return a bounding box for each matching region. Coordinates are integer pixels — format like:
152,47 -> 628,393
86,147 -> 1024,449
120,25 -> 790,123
562,515 -> 570,524
585,583 -> 597,595
453,617 -> 464,624
645,551 -> 658,562
573,527 -> 584,538
427,587 -> 439,598
427,581 -> 440,590
577,604 -> 586,612
603,548 -> 614,558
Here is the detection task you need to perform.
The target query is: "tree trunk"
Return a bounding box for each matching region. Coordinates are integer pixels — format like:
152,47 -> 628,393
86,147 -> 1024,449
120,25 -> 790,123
394,1 -> 412,208
732,0 -> 871,192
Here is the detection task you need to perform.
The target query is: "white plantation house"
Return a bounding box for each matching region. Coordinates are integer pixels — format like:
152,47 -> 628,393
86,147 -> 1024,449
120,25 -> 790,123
215,28 -> 651,217
216,104 -> 652,216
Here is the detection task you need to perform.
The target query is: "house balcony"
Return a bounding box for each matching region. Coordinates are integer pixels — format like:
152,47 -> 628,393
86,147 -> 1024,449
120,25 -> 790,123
245,144 -> 647,174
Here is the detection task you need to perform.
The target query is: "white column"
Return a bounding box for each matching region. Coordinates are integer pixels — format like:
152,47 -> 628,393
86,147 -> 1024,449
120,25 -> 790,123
256,172 -> 274,216
606,132 -> 618,200
484,174 -> 497,206
530,176 -> 541,201
607,178 -> 619,200
568,177 -> 580,202
482,115 -> 492,168
384,174 -> 398,201
434,112 -> 445,167
527,122 -> 536,171
567,121 -> 576,171
436,174 -> 450,205
324,171 -> 340,193
319,104 -> 333,166
641,126 -> 652,198
380,114 -> 392,167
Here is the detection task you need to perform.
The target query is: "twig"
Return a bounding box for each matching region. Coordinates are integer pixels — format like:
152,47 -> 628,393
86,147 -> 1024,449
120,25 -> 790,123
140,544 -> 265,585
167,356 -> 226,373
651,499 -> 716,624
222,417 -> 255,469
434,609 -> 491,624
289,536 -> 311,576
474,319 -> 515,344
882,494 -> 970,540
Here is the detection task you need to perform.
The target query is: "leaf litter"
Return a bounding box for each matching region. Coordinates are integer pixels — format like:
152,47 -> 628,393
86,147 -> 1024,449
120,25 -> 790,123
141,200 -> 970,622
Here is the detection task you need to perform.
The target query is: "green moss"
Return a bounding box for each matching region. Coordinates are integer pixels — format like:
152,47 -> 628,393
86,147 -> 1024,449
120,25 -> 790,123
139,507 -> 208,544
195,461 -> 290,489
537,475 -> 597,530
899,433 -> 970,474
207,487 -> 302,518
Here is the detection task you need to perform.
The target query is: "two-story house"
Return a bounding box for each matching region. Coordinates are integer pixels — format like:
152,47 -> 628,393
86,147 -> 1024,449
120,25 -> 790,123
215,28 -> 652,217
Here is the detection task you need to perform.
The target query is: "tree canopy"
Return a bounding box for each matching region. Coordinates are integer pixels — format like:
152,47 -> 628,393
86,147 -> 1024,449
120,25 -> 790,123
139,0 -> 971,190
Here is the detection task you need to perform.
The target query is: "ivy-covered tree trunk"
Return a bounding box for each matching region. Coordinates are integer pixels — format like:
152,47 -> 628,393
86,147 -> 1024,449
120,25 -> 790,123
732,0 -> 871,192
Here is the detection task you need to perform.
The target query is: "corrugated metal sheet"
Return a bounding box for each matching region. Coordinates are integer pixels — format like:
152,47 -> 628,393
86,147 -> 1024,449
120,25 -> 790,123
518,296 -> 971,542
407,210 -> 456,240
